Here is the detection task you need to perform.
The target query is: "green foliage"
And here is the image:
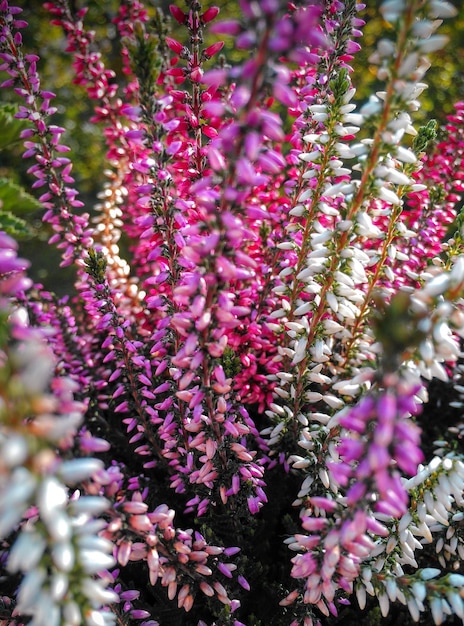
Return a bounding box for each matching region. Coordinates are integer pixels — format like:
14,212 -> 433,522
84,247 -> 108,284
0,311 -> 11,350
126,12 -> 168,90
221,346 -> 242,378
371,291 -> 428,371
412,119 -> 438,156
0,209 -> 31,236
0,178 -> 42,213
0,105 -> 41,235
0,104 -> 29,151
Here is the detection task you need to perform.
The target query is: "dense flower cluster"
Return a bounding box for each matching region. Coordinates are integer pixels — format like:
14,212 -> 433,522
0,233 -> 116,626
1,0 -> 464,624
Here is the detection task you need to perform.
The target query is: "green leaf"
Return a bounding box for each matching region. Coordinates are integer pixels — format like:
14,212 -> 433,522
0,211 -> 31,237
0,104 -> 30,151
0,178 -> 42,214
84,247 -> 107,284
413,119 -> 438,156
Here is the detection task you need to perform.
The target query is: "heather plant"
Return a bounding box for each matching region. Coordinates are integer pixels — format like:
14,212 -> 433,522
0,1 -> 464,625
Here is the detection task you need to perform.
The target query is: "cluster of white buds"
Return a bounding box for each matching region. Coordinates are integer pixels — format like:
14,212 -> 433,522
365,0 -> 458,215
265,0 -> 461,459
0,336 -> 117,626
353,455 -> 464,624
357,566 -> 464,624
409,257 -> 464,381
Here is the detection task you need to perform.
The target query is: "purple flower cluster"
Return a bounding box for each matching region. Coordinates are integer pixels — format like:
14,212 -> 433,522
0,1 -> 93,267
0,231 -> 31,302
335,380 -> 423,516
285,378 -> 423,616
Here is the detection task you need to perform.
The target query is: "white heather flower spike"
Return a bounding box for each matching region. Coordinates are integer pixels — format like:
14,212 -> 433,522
429,0 -> 458,18
0,327 -> 116,625
418,35 -> 449,53
381,0 -> 405,23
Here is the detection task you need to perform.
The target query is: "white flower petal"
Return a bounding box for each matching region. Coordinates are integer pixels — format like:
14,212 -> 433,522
8,530 -> 46,573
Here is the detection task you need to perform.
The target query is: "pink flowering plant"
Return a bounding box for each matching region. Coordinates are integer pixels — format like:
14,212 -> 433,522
1,0 -> 464,624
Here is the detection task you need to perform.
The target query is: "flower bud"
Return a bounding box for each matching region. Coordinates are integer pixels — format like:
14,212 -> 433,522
203,41 -> 224,60
201,6 -> 220,23
169,4 -> 187,24
165,36 -> 184,55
